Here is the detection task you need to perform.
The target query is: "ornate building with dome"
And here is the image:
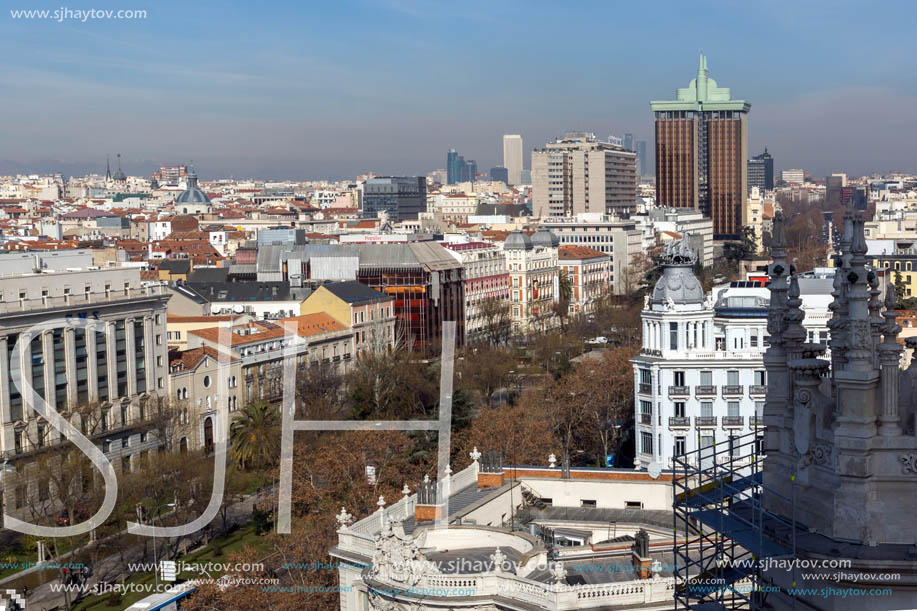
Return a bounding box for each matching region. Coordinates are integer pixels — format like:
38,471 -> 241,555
174,165 -> 212,215
503,229 -> 560,332
631,238 -> 831,471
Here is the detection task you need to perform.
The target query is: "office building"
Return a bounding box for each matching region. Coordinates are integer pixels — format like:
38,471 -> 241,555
503,134 -> 523,185
825,173 -> 847,207
531,132 -> 637,218
651,54 -> 750,239
747,148 -> 774,191
361,176 -> 426,221
489,166 -> 508,184
539,214 -> 643,294
781,168 -> 805,184
447,150 -> 477,185
0,262 -> 169,515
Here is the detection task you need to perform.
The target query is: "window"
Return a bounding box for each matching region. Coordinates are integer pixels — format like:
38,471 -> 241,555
754,370 -> 766,386
700,435 -> 715,450
700,371 -> 712,386
580,499 -> 597,508
640,400 -> 652,419
727,370 -> 739,386
674,436 -> 686,456
669,322 -> 678,350
203,375 -> 211,389
701,402 -> 713,417
730,435 -> 741,457
674,401 -> 685,418
755,401 -> 765,422
673,371 -> 685,386
625,501 -> 643,510
640,431 -> 654,455
728,401 -> 740,417
639,369 -> 651,385
750,330 -> 758,347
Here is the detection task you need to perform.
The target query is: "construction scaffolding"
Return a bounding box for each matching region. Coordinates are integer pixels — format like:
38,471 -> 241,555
673,428 -> 806,611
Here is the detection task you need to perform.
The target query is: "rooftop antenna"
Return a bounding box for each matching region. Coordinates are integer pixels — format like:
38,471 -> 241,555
106,154 -> 111,181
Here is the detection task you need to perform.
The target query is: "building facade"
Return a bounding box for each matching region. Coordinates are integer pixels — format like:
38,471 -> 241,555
532,132 -> 637,218
504,229 -> 559,332
651,54 -> 750,239
362,177 -> 426,221
558,245 -> 611,315
442,242 -> 510,342
747,148 -> 774,191
539,214 -> 643,295
0,266 -> 169,515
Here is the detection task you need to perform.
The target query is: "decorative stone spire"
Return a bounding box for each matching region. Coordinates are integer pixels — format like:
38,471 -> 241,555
879,283 -> 903,436
469,447 -> 481,463
844,213 -> 873,369
784,275 -> 807,362
868,271 -> 884,368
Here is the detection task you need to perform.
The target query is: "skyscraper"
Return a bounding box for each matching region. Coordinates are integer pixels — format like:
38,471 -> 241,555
446,150 -> 476,185
651,54 -> 751,239
489,166 -> 509,184
747,148 -> 774,191
636,140 -> 647,175
503,134 -> 523,185
531,132 -> 637,217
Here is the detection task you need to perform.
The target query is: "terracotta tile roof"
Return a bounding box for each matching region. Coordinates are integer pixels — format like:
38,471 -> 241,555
168,346 -> 226,372
559,245 -> 609,259
189,312 -> 348,346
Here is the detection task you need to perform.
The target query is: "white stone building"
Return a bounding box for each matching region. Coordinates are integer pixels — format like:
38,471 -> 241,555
631,240 -> 831,470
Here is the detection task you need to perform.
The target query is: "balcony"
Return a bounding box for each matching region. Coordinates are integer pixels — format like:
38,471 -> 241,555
695,385 -> 716,397
669,416 -> 690,428
640,413 -> 652,425
749,385 -> 766,395
750,416 -> 764,428
695,416 -> 717,428
668,385 -> 689,396
721,385 -> 744,396
638,383 -> 652,395
723,416 -> 744,427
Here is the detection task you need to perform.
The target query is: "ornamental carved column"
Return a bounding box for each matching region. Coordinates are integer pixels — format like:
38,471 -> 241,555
879,284 -> 902,436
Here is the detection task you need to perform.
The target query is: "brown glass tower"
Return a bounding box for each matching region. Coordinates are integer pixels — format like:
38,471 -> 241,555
651,54 -> 750,240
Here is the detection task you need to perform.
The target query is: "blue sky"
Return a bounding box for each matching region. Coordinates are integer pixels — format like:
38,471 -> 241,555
3,0 -> 917,179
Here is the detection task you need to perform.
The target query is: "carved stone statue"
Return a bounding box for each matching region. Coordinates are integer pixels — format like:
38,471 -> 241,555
550,561 -> 567,584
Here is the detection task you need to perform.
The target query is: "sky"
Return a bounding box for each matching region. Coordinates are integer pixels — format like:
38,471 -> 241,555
2,0 -> 917,180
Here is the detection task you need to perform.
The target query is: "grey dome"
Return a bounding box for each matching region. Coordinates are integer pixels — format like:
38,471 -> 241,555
504,230 -> 533,250
651,263 -> 704,306
176,168 -> 211,204
531,228 -> 559,248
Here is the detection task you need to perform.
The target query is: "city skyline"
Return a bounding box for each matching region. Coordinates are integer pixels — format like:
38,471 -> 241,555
4,1 -> 917,179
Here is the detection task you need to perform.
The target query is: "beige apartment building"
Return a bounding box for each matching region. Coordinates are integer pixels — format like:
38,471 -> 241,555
532,132 -> 637,218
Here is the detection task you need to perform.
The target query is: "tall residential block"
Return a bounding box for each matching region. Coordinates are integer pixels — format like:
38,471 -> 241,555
651,54 -> 750,239
531,132 -> 637,218
502,134 -> 523,185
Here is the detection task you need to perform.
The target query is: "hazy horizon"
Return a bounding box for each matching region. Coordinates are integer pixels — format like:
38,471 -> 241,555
4,0 -> 917,181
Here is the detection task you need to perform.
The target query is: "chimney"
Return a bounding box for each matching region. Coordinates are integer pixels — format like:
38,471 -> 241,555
632,529 -> 652,579
414,475 -> 443,522
477,450 -> 504,488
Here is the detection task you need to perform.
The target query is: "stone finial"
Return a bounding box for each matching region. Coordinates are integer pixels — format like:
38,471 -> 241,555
377,496 -> 386,510
444,464 -> 452,476
784,275 -> 807,349
490,547 -> 506,573
548,453 -> 557,468
402,484 -> 411,496
771,210 -> 786,251
885,281 -> 898,310
336,507 -> 354,527
423,474 -> 431,484
550,561 -> 567,585
651,558 -> 663,580
469,447 -> 482,462
882,282 -> 902,345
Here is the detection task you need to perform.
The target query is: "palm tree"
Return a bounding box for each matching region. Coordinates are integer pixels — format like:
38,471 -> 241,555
229,402 -> 280,471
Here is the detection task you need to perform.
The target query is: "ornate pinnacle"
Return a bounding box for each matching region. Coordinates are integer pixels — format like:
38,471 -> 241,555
881,282 -> 902,345
336,507 -> 354,527
469,447 -> 482,462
